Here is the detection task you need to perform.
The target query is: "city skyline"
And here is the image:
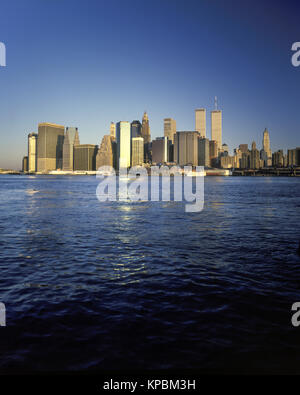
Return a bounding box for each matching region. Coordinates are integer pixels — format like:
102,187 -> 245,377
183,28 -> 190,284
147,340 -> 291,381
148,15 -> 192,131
1,0 -> 300,169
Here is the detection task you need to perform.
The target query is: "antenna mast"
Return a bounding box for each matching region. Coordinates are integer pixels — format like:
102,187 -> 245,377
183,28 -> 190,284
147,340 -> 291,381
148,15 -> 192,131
214,96 -> 218,111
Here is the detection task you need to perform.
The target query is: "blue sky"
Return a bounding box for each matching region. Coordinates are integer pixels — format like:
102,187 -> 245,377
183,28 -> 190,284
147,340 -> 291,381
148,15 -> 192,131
0,0 -> 299,169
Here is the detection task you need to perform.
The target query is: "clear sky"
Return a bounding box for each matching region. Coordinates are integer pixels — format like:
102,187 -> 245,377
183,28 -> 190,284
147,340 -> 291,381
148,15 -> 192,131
0,0 -> 299,169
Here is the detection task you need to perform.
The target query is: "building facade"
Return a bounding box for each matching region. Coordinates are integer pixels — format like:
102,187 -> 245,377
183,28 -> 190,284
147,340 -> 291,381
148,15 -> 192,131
198,137 -> 210,167
174,131 -> 199,166
96,135 -> 116,169
131,137 -> 144,167
37,123 -> 65,172
131,120 -> 142,138
152,137 -> 168,164
28,132 -> 37,172
261,128 -> 272,167
164,118 -> 176,143
116,121 -> 131,168
211,110 -> 222,151
62,127 -> 80,171
74,144 -> 98,171
195,109 -> 206,138
110,122 -> 116,139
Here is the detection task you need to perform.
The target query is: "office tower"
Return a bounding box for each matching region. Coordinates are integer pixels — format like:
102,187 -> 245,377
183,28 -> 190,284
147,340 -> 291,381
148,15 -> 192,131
174,131 -> 199,166
195,109 -> 206,138
152,137 -> 168,164
74,144 -> 98,171
96,135 -> 116,169
239,144 -> 249,154
287,148 -> 300,166
131,137 -> 144,167
22,156 -> 28,172
141,112 -> 151,162
116,121 -> 131,168
110,122 -> 116,139
233,148 -> 242,169
28,133 -> 37,172
241,152 -> 250,169
198,137 -> 210,167
37,123 -> 65,172
164,118 -> 176,143
220,155 -> 234,169
141,111 -> 151,144
272,150 -> 284,167
287,149 -> 297,166
62,127 -> 80,171
297,148 -> 300,165
168,142 -> 174,163
250,141 -> 260,169
261,128 -> 272,167
211,110 -> 222,151
131,120 -> 142,138
209,140 -> 218,167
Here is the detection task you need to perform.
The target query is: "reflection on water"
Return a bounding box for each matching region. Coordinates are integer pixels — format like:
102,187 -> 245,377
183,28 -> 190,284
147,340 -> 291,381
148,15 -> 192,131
0,175 -> 300,373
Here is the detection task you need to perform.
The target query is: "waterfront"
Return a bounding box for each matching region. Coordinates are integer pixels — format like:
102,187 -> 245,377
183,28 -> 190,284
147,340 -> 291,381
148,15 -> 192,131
0,175 -> 300,373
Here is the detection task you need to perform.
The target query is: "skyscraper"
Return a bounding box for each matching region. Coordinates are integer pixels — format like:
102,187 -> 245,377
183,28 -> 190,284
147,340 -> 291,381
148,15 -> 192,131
174,131 -> 199,166
198,137 -> 210,167
209,140 -> 218,167
261,128 -> 272,167
141,112 -> 151,144
116,121 -> 131,168
28,132 -> 37,172
164,118 -> 176,143
96,135 -> 116,169
37,123 -> 65,172
74,144 -> 98,171
250,141 -> 260,169
131,120 -> 142,138
211,110 -> 222,151
152,137 -> 168,164
195,109 -> 206,138
131,137 -> 144,167
110,122 -> 116,139
62,127 -> 80,171
22,156 -> 28,172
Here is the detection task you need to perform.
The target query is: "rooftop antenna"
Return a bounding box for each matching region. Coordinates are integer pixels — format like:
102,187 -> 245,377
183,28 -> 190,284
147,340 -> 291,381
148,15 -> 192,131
214,96 -> 218,111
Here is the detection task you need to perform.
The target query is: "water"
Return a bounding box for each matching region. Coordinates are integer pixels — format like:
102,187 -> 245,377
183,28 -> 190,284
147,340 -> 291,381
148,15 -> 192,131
0,175 -> 300,373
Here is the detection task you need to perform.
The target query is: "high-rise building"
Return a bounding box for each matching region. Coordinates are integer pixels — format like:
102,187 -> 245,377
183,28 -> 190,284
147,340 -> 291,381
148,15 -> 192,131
96,135 -> 116,169
152,137 -> 168,164
239,144 -> 249,154
131,137 -> 144,167
261,128 -> 272,167
37,123 -> 65,172
28,133 -> 37,172
233,148 -> 243,169
174,131 -> 199,166
209,140 -> 218,167
141,112 -> 151,163
272,150 -> 284,167
62,127 -> 80,171
131,120 -> 142,138
195,109 -> 206,138
110,122 -> 116,139
250,141 -> 260,169
116,121 -> 131,168
211,110 -> 222,151
241,152 -> 250,169
164,118 -> 176,143
141,112 -> 151,144
287,149 -> 297,166
74,144 -> 98,171
198,137 -> 210,167
22,156 -> 28,172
